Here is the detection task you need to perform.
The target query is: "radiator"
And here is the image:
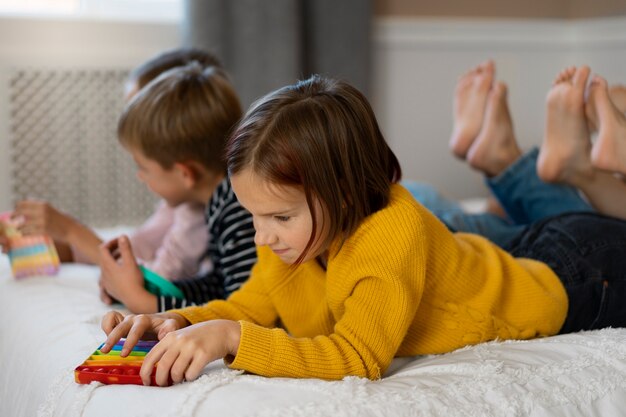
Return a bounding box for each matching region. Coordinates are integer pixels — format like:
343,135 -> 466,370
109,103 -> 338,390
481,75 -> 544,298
8,68 -> 158,228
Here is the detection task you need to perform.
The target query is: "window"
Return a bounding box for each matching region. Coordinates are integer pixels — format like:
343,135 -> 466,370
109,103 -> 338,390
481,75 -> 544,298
0,0 -> 182,21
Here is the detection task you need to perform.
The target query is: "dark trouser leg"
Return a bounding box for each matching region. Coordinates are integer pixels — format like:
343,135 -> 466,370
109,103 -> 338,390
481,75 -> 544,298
506,212 -> 626,333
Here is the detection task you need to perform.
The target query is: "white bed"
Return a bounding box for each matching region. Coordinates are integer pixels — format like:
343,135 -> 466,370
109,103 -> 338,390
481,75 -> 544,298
2,249 -> 626,417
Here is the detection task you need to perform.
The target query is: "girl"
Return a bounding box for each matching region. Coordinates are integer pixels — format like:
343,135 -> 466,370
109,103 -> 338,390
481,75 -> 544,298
101,75 -> 626,386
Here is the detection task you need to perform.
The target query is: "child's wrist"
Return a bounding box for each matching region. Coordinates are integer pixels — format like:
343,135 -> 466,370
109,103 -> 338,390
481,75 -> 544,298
64,219 -> 85,243
226,320 -> 241,357
127,290 -> 158,314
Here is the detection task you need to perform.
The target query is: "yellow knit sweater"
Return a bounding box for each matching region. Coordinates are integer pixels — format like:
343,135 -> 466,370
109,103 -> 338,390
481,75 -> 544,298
171,184 -> 568,380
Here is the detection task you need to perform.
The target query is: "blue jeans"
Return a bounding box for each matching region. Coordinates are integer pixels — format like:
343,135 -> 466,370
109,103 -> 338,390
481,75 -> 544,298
402,148 -> 593,248
505,212 -> 626,333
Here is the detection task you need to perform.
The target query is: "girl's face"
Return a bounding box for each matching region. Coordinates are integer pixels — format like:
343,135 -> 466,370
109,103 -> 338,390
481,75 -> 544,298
231,167 -> 329,265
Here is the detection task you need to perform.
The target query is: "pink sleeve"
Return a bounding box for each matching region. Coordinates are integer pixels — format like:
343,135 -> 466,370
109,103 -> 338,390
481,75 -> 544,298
135,202 -> 209,280
128,200 -> 175,262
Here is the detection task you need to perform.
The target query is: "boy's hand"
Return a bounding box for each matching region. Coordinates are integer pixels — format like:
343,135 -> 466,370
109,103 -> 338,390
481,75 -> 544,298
141,319 -> 241,386
100,310 -> 189,357
98,277 -> 115,305
99,236 -> 145,305
14,200 -> 76,241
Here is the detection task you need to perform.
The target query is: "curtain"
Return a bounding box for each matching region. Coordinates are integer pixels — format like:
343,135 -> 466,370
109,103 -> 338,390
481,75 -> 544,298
181,0 -> 373,107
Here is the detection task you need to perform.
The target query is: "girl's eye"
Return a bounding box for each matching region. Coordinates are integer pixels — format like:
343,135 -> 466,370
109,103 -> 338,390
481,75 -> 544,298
275,216 -> 290,222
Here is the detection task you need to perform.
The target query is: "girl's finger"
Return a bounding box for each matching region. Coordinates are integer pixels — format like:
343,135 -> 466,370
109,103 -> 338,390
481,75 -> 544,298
156,345 -> 182,386
141,340 -> 169,386
169,348 -> 195,384
184,354 -> 210,382
157,318 -> 181,340
101,311 -> 123,334
121,315 -> 152,356
101,312 -> 130,353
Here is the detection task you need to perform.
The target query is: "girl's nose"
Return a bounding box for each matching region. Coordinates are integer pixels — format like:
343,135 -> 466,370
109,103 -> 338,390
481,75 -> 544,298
254,228 -> 277,246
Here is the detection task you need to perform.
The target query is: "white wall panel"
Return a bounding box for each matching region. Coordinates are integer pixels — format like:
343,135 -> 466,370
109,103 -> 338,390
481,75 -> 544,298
372,17 -> 626,199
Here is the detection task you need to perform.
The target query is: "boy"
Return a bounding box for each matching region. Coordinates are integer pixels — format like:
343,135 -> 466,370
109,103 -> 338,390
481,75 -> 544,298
7,48 -> 223,281
98,62 -> 256,313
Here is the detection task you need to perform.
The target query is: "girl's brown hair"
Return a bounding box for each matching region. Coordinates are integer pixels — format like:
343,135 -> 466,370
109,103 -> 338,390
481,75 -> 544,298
118,62 -> 242,172
226,75 -> 401,264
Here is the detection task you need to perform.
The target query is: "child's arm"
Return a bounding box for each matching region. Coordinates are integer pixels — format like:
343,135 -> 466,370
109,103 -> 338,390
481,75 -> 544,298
99,236 -> 158,313
0,223 -> 8,254
14,200 -> 103,264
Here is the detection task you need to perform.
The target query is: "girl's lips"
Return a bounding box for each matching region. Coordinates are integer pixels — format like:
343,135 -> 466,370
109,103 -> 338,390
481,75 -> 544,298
271,248 -> 289,255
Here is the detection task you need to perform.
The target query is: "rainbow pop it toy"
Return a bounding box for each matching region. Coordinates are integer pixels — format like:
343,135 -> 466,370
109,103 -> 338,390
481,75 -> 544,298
75,339 -> 171,386
0,211 -> 60,278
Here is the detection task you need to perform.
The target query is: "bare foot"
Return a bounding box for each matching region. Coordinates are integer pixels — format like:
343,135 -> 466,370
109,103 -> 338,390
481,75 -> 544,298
537,66 -> 594,184
586,84 -> 626,131
465,82 -> 522,177
449,60 -> 495,159
588,76 -> 626,175
609,85 -> 626,114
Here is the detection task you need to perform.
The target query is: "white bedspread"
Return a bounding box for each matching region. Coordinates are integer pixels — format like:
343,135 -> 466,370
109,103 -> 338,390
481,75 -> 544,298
2,257 -> 626,417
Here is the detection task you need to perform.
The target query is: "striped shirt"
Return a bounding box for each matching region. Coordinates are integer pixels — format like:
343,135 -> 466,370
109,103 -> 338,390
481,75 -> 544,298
158,178 -> 257,311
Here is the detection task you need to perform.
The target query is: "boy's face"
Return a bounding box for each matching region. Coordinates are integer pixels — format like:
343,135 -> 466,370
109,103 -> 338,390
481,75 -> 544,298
231,167 -> 329,265
128,146 -> 190,207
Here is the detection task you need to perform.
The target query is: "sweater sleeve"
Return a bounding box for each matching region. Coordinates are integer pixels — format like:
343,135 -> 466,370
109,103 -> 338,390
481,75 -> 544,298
158,272 -> 225,311
169,259 -> 279,327
231,272 -> 422,380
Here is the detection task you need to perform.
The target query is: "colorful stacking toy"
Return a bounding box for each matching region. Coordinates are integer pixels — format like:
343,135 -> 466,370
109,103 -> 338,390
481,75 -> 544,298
0,211 -> 60,278
75,339 -> 170,386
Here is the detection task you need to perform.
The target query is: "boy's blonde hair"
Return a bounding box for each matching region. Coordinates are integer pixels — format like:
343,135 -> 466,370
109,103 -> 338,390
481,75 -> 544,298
127,47 -> 223,92
226,75 -> 402,264
118,62 -> 242,172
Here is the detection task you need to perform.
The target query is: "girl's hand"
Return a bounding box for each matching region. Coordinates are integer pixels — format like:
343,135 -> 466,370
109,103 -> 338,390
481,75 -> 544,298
14,200 -> 75,241
100,310 -> 189,356
141,320 -> 241,386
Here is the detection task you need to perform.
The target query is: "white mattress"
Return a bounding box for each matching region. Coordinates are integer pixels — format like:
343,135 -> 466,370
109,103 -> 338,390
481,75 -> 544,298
2,256 -> 626,417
